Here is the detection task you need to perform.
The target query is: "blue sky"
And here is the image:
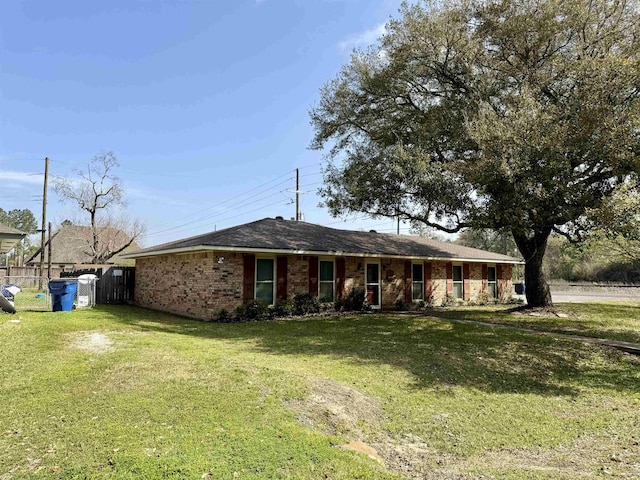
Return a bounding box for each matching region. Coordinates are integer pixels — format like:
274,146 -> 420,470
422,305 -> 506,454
0,0 -> 407,246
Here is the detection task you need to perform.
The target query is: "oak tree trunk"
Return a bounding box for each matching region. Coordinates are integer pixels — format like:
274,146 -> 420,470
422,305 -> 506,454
513,228 -> 553,308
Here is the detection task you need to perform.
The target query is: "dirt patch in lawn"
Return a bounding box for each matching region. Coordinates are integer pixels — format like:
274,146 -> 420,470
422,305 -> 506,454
286,378 -> 383,438
69,331 -> 114,354
456,434 -> 640,479
286,378 -> 451,477
375,431 -> 640,479
508,305 -> 579,318
287,378 -> 640,479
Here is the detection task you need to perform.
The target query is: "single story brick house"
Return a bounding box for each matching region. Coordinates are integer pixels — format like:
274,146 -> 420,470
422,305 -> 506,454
122,217 -> 522,320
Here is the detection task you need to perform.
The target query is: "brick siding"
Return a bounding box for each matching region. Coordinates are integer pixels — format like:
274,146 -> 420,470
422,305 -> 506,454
430,261 -> 447,305
134,251 -> 244,319
134,251 -> 515,319
381,258 -> 405,308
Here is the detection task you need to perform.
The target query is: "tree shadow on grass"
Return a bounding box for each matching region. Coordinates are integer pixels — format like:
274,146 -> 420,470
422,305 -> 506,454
97,305 -> 640,398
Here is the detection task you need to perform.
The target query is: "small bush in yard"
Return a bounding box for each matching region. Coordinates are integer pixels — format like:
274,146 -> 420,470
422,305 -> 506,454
475,291 -> 495,306
293,293 -> 320,315
244,300 -> 271,320
216,308 -> 230,322
272,301 -> 294,318
320,301 -> 334,312
441,294 -> 455,307
233,305 -> 246,320
416,300 -> 427,310
344,289 -> 367,311
335,289 -> 368,312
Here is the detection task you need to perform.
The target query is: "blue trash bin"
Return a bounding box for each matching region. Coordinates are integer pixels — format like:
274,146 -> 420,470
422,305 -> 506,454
49,279 -> 78,312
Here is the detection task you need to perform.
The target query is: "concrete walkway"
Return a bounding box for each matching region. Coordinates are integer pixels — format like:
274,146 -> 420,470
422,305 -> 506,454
552,291 -> 640,303
435,316 -> 640,355
513,290 -> 640,303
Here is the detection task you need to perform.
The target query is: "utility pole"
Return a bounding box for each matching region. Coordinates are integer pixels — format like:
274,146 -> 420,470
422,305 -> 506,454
286,168 -> 308,221
296,168 -> 300,221
39,157 -> 49,290
47,221 -> 52,281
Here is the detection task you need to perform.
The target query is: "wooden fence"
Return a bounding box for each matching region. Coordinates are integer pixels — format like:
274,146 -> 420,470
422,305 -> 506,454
0,266 -> 64,279
60,267 -> 135,304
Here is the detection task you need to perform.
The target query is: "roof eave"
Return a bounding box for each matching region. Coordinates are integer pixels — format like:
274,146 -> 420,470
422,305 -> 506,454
121,245 -> 524,264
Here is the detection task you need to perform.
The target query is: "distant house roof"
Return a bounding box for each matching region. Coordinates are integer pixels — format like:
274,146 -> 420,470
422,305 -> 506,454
27,224 -> 140,265
0,222 -> 27,254
123,217 -> 522,264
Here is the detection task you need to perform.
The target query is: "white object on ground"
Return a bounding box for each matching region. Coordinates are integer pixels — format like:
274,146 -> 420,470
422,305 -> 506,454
5,285 -> 21,295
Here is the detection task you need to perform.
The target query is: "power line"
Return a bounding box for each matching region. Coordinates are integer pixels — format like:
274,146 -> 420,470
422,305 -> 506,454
297,162 -> 323,170
144,175 -> 299,237
145,166 -> 320,240
143,172 -> 295,235
146,198 -> 288,241
299,171 -> 323,178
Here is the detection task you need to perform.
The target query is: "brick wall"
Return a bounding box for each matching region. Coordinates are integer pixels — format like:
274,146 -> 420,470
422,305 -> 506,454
381,258 -> 405,308
430,261 -> 447,305
499,263 -> 513,302
344,257 -> 364,294
134,250 -> 516,319
287,256 -> 309,297
469,263 -> 483,300
134,251 -> 244,319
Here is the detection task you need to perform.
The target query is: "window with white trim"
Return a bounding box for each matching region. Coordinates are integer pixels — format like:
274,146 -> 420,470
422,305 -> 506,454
255,258 -> 274,305
452,265 -> 463,299
487,266 -> 497,298
366,261 -> 381,308
319,260 -> 334,302
412,263 -> 424,301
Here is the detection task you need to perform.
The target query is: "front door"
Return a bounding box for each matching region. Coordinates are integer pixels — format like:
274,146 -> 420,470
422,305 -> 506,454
365,261 -> 381,309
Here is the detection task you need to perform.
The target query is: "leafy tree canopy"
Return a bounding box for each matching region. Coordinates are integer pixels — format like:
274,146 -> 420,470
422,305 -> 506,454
580,179 -> 640,264
456,228 -> 519,258
310,0 -> 640,306
0,208 -> 38,266
0,208 -> 38,234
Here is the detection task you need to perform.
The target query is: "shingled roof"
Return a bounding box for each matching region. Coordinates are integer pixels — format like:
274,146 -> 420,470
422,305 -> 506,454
27,224 -> 140,266
124,217 -> 522,264
0,222 -> 27,254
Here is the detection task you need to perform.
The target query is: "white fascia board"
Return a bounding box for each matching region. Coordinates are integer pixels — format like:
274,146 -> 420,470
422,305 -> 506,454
122,245 -> 524,264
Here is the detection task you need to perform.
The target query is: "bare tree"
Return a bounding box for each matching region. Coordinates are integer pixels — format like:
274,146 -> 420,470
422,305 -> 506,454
53,152 -> 145,263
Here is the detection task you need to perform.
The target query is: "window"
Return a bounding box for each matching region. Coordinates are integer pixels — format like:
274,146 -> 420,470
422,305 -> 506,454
412,263 -> 424,301
365,262 -> 381,308
452,265 -> 463,299
255,258 -> 274,305
319,260 -> 334,302
487,266 -> 497,298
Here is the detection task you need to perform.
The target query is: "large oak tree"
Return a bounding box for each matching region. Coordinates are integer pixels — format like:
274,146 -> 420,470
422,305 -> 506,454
310,0 -> 640,307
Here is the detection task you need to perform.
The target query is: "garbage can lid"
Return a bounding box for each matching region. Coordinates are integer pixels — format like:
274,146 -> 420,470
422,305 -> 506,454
78,274 -> 98,284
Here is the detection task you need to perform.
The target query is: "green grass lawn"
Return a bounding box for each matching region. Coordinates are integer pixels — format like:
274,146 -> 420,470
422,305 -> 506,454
1,305 -> 639,479
11,286 -> 50,312
424,302 -> 640,344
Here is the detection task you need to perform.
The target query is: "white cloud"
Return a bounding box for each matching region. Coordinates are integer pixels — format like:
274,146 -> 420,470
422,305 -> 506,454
0,170 -> 45,185
338,22 -> 387,52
